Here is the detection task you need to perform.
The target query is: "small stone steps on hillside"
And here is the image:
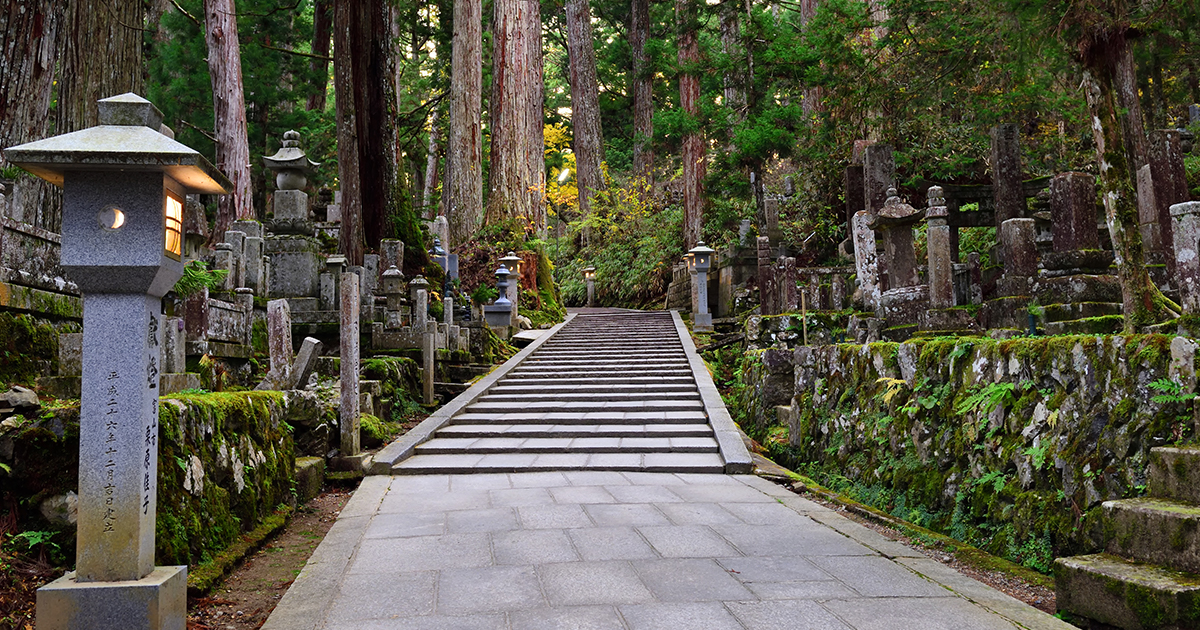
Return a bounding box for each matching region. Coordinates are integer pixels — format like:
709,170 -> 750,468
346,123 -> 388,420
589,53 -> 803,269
1056,446 -> 1200,629
391,311 -> 729,474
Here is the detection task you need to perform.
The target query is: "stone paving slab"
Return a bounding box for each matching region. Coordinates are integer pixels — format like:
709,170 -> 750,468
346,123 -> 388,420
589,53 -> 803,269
262,472 -> 1073,630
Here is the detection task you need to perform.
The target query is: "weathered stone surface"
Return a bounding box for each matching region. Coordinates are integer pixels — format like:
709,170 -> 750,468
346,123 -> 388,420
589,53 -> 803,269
1138,164 -> 1163,253
990,124 -> 1024,225
295,457 -> 324,504
927,188 -> 954,309
380,240 -> 405,277
1150,130 -> 1190,275
851,211 -> 880,311
880,285 -> 928,326
1,385 -> 39,410
1173,202 -> 1200,315
37,565 -> 187,630
1102,497 -> 1200,574
1049,172 -> 1099,252
844,165 -> 865,227
243,236 -> 264,295
1055,554 -> 1200,630
1041,249 -> 1113,273
1149,447 -> 1200,505
870,190 -> 923,290
340,273 -> 361,456
266,298 -> 294,381
1000,218 -> 1038,276
756,237 -> 775,315
40,491 -> 78,528
863,144 -> 893,215
59,333 -> 83,376
289,337 -> 323,390
1170,337 -> 1198,393
162,317 -> 185,375
265,236 -> 321,298
1034,274 -> 1122,305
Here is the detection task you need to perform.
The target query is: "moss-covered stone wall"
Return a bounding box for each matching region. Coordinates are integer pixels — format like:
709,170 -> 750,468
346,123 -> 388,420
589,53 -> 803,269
0,312 -> 78,385
731,334 -> 1195,573
1,391 -> 296,568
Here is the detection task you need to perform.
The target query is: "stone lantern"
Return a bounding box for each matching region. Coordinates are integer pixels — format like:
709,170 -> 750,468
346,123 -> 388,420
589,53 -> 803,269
5,93 -> 230,630
688,242 -> 715,331
583,266 -> 596,307
262,130 -> 318,236
484,264 -> 514,333
499,251 -> 523,324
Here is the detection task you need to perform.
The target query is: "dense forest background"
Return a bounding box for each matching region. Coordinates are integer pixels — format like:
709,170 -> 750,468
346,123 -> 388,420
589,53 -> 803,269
1,0 -> 1198,306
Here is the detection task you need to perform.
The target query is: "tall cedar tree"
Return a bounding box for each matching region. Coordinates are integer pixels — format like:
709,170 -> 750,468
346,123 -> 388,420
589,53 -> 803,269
565,0 -> 606,220
449,0 -> 484,247
308,0 -> 333,112
205,0 -> 255,244
676,0 -> 704,249
488,0 -> 547,233
630,0 -> 654,187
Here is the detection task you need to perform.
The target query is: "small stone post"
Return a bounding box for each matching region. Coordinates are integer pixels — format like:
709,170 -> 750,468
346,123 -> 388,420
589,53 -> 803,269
990,124 -> 1024,225
340,273 -> 360,456
584,267 -> 596,307
1137,164 -> 1162,254
688,256 -> 698,313
1171,202 -> 1200,315
1150,130 -> 1189,274
690,242 -> 715,331
444,296 -> 454,327
266,299 -> 293,379
926,186 -> 954,309
780,258 -> 797,312
414,288 -> 429,332
851,211 -> 881,310
863,144 -> 894,215
756,236 -> 775,315
422,328 -> 436,405
844,164 -> 866,227
6,93 -> 230,630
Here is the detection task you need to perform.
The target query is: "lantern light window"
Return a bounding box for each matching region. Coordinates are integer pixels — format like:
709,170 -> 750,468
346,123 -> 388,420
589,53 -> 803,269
164,191 -> 183,260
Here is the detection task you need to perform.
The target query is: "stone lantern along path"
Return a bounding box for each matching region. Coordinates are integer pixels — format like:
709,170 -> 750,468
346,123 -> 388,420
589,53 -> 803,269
5,93 -> 231,630
393,310 -> 736,473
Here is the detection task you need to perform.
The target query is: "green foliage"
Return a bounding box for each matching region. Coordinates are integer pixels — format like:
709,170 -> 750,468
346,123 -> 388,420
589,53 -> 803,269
956,382 -> 1018,416
173,261 -> 230,298
471,284 -> 498,305
1149,378 -> 1198,404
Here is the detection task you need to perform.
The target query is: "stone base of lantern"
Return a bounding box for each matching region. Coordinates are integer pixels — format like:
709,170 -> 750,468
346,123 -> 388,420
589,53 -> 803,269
483,305 -> 514,338
693,312 -> 713,332
38,565 -> 187,630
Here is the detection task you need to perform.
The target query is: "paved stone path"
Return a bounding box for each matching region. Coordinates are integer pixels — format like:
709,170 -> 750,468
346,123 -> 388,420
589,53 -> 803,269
265,310 -> 1071,629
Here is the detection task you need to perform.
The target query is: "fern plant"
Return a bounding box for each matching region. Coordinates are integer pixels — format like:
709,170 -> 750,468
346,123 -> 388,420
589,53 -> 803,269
1149,378 -> 1198,404
172,260 -> 229,298
956,382 -> 1017,416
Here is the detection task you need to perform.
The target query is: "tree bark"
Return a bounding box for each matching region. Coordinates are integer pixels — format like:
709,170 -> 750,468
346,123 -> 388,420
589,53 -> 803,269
204,0 -> 255,245
486,0 -> 546,233
57,0 -> 143,133
630,0 -> 654,187
308,0 -> 332,111
677,0 -> 705,250
1081,46 -> 1174,331
449,0 -> 484,247
565,0 -> 606,222
0,0 -> 59,229
424,109 -> 442,219
333,0 -> 364,265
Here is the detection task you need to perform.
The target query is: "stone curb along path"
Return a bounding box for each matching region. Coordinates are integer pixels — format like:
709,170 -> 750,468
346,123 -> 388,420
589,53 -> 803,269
372,309 -> 754,475
261,472 -> 1074,630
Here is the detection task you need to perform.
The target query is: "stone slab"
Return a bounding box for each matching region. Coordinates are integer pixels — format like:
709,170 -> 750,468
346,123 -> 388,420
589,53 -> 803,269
37,565 -> 187,630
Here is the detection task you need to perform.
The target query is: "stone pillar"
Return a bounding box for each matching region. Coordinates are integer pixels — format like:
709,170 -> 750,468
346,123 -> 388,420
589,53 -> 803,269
327,191 -> 342,223
422,328 -> 436,405
844,164 -> 865,227
781,257 -> 797,312
274,189 -> 309,224
163,317 -> 186,375
968,252 -> 983,305
851,211 -> 881,310
1049,172 -> 1099,252
694,268 -> 713,331
756,236 -> 775,315
362,254 -> 380,308
234,288 -> 254,345
990,124 -> 1024,225
863,144 -> 894,215
266,299 -> 293,380
764,196 -> 782,243
506,266 -> 520,326
1171,202 -> 1200,315
926,187 -> 954,309
586,277 -> 595,307
213,243 -> 235,291
445,297 -> 454,327
339,273 -> 360,456
432,215 -> 450,249
414,288 -> 429,332
1150,130 -> 1189,275
831,274 -> 847,310
689,263 -> 699,313
1137,164 -> 1162,254
244,236 -> 264,294
871,189 -> 921,289
998,218 -> 1038,297
319,256 -> 345,311
380,239 -> 405,277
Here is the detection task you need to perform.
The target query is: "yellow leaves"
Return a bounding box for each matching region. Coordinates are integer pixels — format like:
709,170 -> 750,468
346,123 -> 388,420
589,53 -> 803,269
875,377 -> 908,406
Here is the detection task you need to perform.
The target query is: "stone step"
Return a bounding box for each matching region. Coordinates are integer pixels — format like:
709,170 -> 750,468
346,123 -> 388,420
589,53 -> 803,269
529,351 -> 685,359
1041,301 -> 1123,323
449,410 -> 709,425
1149,446 -> 1200,504
492,376 -> 695,386
537,343 -> 683,350
1101,497 -> 1200,573
437,423 -> 715,438
522,358 -> 690,367
465,400 -> 706,414
1055,554 -> 1200,630
414,435 -> 719,454
508,365 -> 693,375
489,383 -> 698,394
477,391 -> 701,403
390,451 -> 726,474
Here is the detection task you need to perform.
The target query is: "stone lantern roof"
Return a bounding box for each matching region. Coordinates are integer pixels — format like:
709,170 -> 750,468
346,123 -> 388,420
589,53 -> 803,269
869,188 -> 925,229
4,93 -> 230,194
263,130 -> 319,175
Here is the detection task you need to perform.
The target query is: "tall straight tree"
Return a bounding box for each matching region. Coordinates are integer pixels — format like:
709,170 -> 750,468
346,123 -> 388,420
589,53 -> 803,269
0,0 -> 58,230
676,0 -> 705,249
333,0 -> 405,262
487,0 -> 546,232
630,0 -> 654,186
448,0 -> 484,246
565,0 -> 606,221
308,0 -> 333,111
205,0 -> 254,244
333,0 -> 365,264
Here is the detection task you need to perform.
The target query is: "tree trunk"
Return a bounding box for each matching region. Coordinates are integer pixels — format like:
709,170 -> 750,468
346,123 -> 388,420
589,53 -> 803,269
449,0 -> 483,247
424,109 -> 441,219
565,0 -> 606,222
0,0 -> 59,229
799,0 -> 822,116
719,0 -> 744,122
205,0 -> 255,246
1081,44 -> 1174,331
333,0 -> 364,265
486,0 -> 545,233
677,0 -> 705,250
630,0 -> 654,187
308,0 -> 332,111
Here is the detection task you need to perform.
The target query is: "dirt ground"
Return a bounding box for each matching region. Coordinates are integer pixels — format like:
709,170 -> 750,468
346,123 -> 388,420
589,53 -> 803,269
186,487 -> 352,630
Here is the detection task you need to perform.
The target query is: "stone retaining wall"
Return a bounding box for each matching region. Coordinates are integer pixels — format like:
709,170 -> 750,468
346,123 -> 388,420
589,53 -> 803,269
730,334 -> 1197,571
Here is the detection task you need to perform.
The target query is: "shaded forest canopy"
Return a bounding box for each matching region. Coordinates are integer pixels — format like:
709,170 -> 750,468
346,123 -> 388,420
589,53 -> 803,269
1,0 -> 1197,304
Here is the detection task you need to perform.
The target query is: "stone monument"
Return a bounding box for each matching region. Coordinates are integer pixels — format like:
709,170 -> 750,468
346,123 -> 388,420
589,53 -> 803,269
6,93 -> 231,630
263,131 -> 321,298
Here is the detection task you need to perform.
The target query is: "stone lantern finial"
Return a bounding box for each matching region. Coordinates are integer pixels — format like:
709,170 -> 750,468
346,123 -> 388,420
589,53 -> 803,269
263,130 -> 319,191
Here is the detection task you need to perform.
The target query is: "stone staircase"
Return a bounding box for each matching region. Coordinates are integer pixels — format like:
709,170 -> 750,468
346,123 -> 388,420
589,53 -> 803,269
1056,446 -> 1200,629
390,311 -> 729,474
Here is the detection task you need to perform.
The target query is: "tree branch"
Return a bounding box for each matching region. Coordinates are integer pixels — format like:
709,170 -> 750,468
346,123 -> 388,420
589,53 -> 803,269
169,0 -> 202,29
257,42 -> 333,62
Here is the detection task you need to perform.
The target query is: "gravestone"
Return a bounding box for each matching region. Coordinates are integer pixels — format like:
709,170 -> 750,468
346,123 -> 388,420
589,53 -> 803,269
863,144 -> 894,215
1136,164 -> 1162,254
780,258 -> 797,312
1049,172 -> 1099,252
288,337 -> 322,390
380,239 -> 405,277
267,299 -> 293,380
869,189 -> 923,290
990,124 -> 1024,225
340,273 -> 360,456
844,164 -> 865,227
1150,130 -> 1189,275
243,235 -> 264,295
851,211 -> 881,310
1171,202 -> 1200,316
414,288 -> 429,332
763,196 -> 783,243
6,93 -> 230,630
926,187 -> 954,309
756,237 -> 775,315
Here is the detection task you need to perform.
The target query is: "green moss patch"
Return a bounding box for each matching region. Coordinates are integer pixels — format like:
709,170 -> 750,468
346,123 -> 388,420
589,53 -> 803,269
187,506 -> 292,595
